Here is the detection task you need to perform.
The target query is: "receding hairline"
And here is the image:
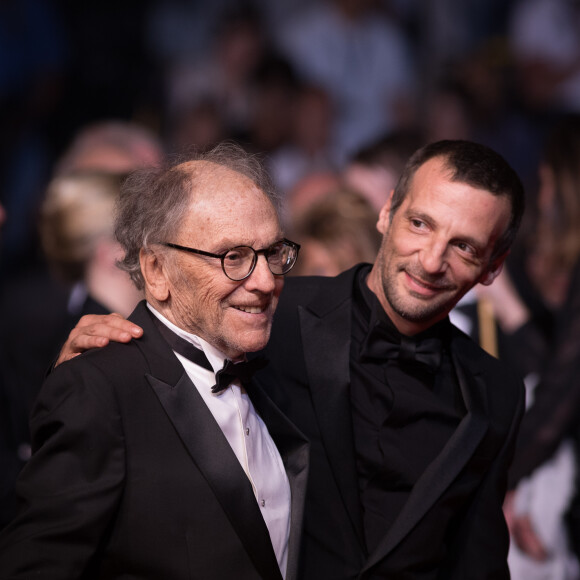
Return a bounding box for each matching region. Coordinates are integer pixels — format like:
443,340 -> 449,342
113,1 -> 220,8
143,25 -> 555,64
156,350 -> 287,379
171,159 -> 274,204
173,158 -> 256,179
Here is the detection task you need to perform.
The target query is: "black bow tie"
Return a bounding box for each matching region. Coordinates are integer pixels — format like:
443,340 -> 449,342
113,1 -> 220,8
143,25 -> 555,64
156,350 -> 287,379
361,324 -> 443,372
150,312 -> 268,394
212,357 -> 268,394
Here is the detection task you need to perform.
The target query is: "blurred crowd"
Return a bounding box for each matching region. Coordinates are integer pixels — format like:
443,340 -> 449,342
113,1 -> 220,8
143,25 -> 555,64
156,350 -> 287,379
3,0 -> 580,277
2,0 -> 580,578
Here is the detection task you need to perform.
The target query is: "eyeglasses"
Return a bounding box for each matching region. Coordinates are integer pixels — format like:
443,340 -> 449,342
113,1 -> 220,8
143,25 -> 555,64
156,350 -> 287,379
162,238 -> 300,281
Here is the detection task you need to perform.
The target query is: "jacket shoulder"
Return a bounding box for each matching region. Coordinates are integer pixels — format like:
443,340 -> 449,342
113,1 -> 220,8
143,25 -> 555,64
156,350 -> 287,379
277,264 -> 367,317
450,324 -> 525,413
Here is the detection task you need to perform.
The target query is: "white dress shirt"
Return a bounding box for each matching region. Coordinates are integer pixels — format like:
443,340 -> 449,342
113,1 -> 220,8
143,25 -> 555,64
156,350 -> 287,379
148,305 -> 291,577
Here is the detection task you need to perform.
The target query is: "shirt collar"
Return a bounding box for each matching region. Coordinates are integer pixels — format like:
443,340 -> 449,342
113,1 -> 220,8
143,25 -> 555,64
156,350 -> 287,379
146,302 -> 229,374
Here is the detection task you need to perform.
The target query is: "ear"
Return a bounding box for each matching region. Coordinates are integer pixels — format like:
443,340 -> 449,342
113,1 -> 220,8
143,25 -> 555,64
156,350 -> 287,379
376,190 -> 394,234
140,248 -> 171,301
478,252 -> 508,286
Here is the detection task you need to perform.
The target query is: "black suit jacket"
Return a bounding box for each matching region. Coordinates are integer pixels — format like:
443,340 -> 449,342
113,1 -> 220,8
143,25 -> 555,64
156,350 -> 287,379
0,287 -> 111,531
257,265 -> 525,579
0,301 -> 309,580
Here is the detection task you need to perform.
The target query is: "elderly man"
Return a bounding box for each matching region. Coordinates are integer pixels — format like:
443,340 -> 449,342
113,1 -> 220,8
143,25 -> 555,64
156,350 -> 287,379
51,140 -> 525,578
0,144 -> 309,580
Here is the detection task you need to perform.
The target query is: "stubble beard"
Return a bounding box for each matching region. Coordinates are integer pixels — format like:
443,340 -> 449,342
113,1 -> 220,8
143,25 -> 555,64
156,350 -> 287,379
381,261 -> 457,324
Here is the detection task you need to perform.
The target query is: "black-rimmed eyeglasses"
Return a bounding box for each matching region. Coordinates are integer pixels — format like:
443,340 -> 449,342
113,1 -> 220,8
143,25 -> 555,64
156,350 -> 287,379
162,238 -> 300,281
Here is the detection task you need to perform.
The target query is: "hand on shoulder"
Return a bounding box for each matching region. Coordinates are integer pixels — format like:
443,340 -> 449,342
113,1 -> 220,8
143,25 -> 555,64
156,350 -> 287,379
56,313 -> 144,366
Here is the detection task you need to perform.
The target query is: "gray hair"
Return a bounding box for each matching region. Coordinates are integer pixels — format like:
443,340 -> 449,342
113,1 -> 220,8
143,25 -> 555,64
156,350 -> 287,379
115,141 -> 281,289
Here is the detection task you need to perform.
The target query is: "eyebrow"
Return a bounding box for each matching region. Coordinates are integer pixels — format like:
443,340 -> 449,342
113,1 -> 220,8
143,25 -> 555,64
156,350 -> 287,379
212,235 -> 285,252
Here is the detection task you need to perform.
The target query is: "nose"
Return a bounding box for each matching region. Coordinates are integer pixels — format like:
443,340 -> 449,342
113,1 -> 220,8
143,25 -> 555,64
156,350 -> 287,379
244,254 -> 276,293
419,240 -> 448,274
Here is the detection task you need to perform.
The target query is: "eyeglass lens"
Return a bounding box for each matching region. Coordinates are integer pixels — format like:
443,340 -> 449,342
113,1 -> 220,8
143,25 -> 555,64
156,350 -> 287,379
223,242 -> 297,280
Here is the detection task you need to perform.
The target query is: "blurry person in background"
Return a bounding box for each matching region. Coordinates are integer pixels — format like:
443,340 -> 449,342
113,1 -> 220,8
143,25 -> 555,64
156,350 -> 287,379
477,113 -> 580,579
165,99 -> 227,155
0,120 -> 163,527
423,83 -> 474,144
39,171 -> 143,321
241,54 -> 300,158
268,84 -> 337,195
342,129 -> 424,213
509,0 -> 580,118
290,186 -> 381,277
282,170 -> 342,229
0,119 -> 163,386
276,0 -> 417,163
166,5 -> 267,141
54,120 -> 164,176
283,129 -> 422,241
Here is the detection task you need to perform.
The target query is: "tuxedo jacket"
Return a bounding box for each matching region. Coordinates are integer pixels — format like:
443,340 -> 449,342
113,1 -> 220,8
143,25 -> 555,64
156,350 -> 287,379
257,265 -> 525,580
0,301 -> 309,580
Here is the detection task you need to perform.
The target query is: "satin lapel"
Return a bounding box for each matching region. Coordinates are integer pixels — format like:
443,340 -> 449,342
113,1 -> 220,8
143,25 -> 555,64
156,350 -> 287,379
363,338 -> 490,571
131,303 -> 282,580
298,276 -> 366,547
247,381 -> 310,580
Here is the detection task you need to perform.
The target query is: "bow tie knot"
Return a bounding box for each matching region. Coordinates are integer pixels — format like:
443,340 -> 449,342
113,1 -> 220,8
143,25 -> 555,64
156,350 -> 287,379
361,325 -> 443,372
149,312 -> 268,394
396,335 -> 442,371
212,357 -> 268,394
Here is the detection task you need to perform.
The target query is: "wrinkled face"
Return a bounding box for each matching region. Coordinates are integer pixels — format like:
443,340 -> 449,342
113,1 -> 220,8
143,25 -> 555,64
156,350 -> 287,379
161,164 -> 284,359
367,157 -> 511,335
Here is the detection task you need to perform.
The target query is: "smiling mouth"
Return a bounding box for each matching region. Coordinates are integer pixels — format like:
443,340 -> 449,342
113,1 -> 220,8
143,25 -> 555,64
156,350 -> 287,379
233,305 -> 267,314
406,271 -> 452,293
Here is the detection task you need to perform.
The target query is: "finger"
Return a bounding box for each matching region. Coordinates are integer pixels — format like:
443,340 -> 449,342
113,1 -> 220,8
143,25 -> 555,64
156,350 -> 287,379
512,515 -> 548,561
58,351 -> 83,364
67,323 -> 138,351
74,313 -> 143,338
55,318 -> 144,367
79,323 -> 141,342
86,314 -> 143,338
55,334 -> 110,367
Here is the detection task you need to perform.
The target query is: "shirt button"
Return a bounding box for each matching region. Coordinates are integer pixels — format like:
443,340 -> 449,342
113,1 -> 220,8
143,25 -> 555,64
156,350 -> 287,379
245,427 -> 250,436
261,499 -> 266,507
